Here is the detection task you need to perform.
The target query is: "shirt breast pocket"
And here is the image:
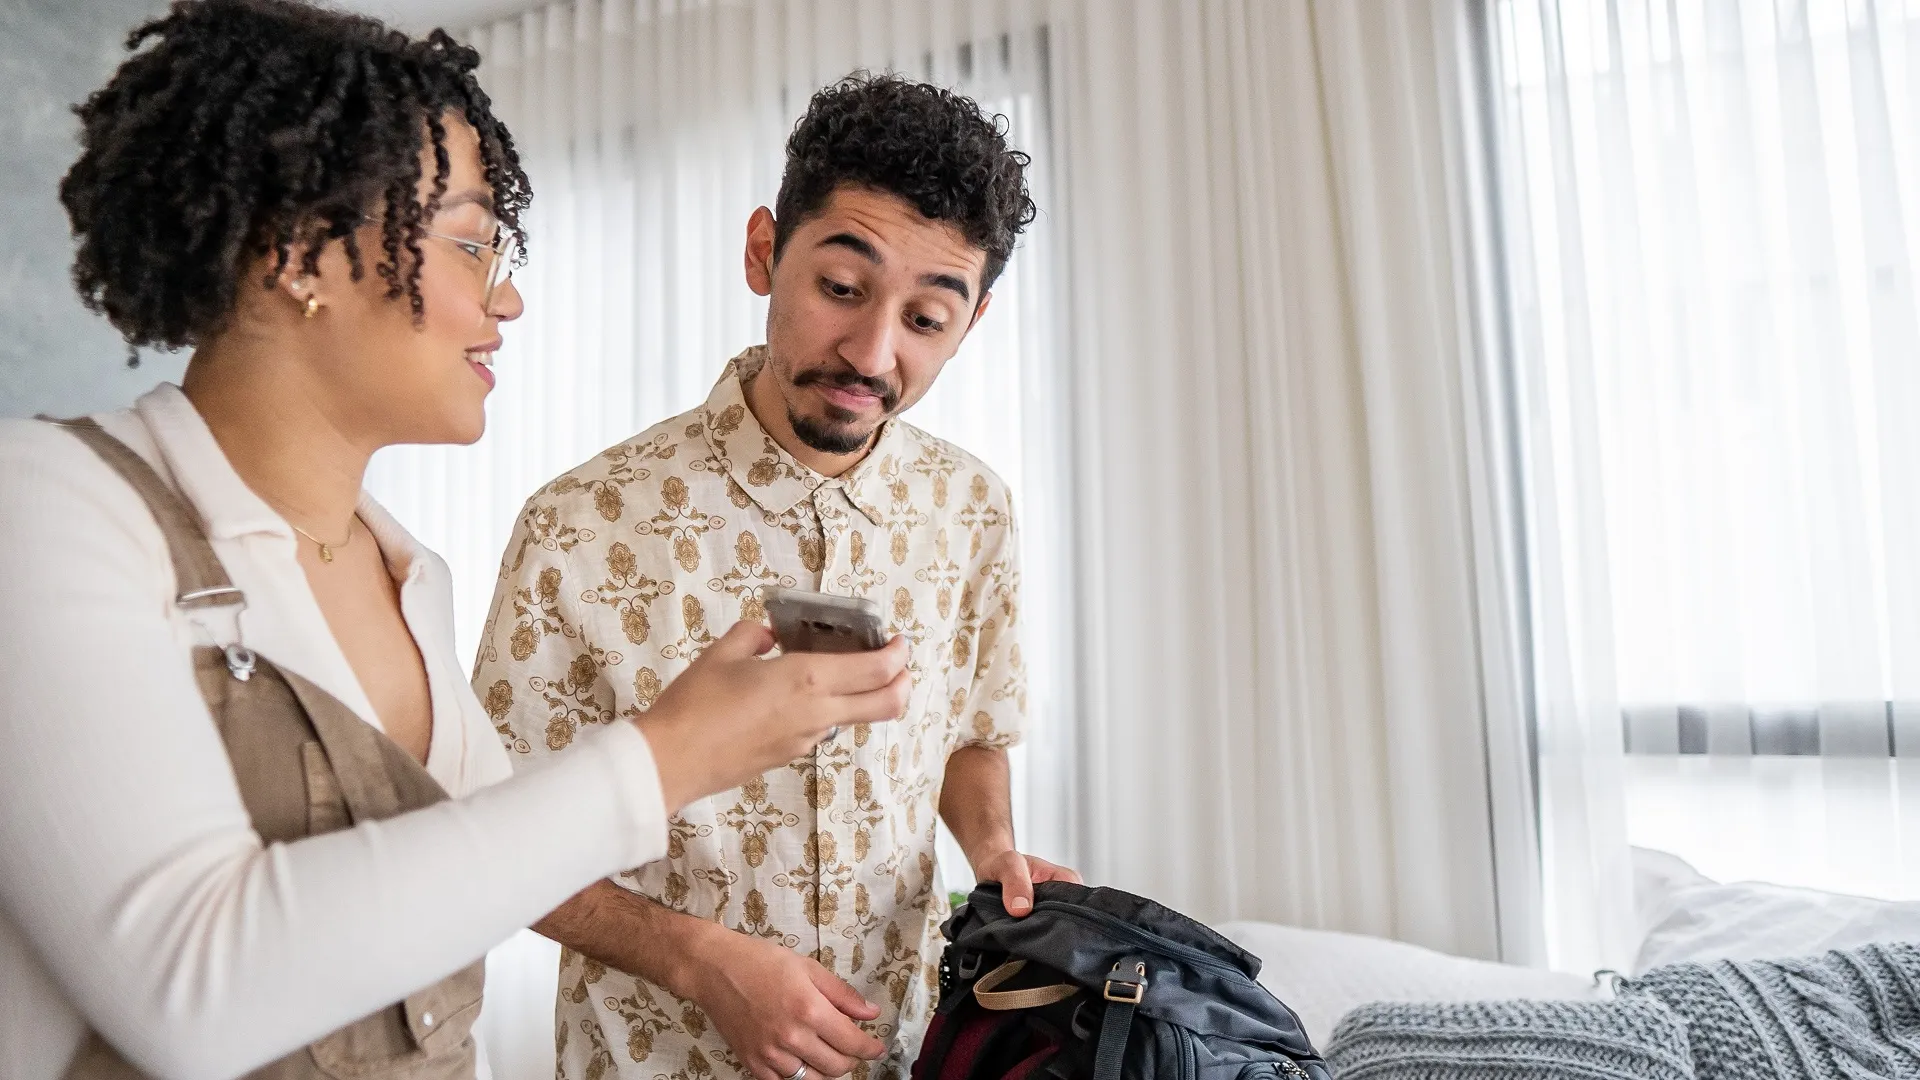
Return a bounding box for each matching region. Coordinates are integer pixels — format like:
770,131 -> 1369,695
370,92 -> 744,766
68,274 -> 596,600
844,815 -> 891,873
879,639 -> 952,789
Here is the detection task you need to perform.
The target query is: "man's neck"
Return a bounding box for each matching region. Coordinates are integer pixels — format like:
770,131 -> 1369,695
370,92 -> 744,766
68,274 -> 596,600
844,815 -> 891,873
741,359 -> 875,479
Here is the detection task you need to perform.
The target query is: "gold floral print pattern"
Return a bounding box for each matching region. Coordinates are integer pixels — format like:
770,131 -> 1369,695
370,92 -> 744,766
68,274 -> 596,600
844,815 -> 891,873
473,349 -> 1025,1080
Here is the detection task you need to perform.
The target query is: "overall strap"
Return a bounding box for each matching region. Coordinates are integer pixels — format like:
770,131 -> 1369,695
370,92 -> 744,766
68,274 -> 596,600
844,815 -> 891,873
282,663 -> 454,823
42,416 -> 247,613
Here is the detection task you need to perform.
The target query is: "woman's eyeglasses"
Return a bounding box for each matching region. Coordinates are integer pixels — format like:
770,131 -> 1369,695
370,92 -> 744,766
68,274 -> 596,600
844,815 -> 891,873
417,223 -> 521,312
363,215 -> 523,311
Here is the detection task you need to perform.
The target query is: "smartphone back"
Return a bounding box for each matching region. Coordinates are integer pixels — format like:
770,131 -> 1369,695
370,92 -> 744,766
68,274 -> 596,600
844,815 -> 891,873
764,587 -> 888,653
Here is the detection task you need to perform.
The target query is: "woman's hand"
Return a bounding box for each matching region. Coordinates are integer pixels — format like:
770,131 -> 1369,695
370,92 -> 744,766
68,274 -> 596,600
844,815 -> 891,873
635,621 -> 911,812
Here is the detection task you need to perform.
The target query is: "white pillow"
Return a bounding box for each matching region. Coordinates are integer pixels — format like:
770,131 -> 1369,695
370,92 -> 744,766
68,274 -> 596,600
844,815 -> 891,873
1630,845 -> 1714,940
1630,846 -> 1920,974
1213,921 -> 1602,1049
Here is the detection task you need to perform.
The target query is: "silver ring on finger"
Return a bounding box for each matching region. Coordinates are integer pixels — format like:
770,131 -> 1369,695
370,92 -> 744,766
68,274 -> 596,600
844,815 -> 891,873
781,1066 -> 809,1080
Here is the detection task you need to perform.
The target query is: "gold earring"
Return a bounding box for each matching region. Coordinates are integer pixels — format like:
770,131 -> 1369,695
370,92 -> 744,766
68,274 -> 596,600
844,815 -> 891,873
303,295 -> 320,319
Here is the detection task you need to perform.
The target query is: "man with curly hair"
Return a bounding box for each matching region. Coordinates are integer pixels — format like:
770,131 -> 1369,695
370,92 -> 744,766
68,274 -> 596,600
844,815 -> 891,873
472,74 -> 1077,1080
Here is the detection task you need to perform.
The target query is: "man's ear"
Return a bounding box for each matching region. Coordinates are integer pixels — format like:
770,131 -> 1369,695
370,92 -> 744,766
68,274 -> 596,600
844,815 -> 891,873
964,291 -> 994,335
744,206 -> 778,297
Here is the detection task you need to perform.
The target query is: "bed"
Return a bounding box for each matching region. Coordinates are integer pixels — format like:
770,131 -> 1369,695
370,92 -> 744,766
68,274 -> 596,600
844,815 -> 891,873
1214,847 -> 1920,1049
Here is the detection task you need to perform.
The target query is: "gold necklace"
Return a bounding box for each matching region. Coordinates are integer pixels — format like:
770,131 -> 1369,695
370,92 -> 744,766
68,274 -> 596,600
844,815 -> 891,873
290,518 -> 356,563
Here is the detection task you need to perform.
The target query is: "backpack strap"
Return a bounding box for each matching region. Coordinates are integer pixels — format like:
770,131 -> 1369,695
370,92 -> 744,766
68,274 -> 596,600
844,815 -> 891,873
975,961 -> 1081,1011
1094,958 -> 1147,1080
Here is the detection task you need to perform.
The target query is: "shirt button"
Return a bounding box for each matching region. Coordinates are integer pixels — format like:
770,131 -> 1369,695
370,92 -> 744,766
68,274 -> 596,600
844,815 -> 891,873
422,1012 -> 435,1028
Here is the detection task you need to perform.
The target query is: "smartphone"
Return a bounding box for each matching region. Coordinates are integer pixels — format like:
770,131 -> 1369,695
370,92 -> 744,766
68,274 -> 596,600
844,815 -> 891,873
764,587 -> 889,653
764,588 -> 891,745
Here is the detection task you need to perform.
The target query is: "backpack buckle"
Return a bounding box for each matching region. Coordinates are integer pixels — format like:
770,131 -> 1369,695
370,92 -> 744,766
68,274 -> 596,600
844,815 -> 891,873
1103,961 -> 1147,1004
956,950 -> 984,981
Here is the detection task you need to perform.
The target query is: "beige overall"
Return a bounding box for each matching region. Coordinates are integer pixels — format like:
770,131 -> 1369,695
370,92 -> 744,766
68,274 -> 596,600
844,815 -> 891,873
51,418 -> 486,1080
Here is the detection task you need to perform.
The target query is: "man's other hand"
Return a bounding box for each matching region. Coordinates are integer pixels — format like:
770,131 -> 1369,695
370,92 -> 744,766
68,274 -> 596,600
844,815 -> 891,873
972,850 -> 1083,917
687,928 -> 887,1080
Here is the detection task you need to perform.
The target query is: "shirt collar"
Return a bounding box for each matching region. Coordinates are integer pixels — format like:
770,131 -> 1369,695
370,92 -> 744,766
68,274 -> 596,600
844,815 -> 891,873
132,383 -> 295,542
356,494 -> 431,587
701,347 -> 901,527
132,383 -> 432,587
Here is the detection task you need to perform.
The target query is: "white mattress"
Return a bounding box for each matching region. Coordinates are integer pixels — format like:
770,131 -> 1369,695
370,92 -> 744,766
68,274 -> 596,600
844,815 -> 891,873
1212,921 -> 1601,1048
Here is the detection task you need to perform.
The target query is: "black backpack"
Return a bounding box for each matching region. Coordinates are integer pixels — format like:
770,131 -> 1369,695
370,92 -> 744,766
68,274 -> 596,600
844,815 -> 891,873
911,882 -> 1332,1080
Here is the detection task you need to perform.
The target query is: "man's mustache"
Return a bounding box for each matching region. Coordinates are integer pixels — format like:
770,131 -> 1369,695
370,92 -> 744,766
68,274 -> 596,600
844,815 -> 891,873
794,369 -> 901,411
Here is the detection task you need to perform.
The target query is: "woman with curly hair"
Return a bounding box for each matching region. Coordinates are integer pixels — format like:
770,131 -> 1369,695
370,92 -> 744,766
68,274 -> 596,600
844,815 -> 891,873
0,3 -> 910,1079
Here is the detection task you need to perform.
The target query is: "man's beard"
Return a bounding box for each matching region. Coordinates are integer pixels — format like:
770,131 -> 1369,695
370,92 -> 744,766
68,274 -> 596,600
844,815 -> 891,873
790,413 -> 877,455
788,369 -> 901,455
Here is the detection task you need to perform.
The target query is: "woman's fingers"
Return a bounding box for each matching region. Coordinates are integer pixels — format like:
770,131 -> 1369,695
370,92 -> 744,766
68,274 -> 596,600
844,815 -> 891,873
832,671 -> 913,727
708,620 -> 778,660
786,637 -> 909,696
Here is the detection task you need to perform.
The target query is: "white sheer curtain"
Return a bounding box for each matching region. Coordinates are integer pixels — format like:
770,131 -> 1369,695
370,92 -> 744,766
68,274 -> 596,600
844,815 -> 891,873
1043,0 -> 1532,964
367,0 -> 1547,1072
1490,0 -> 1920,971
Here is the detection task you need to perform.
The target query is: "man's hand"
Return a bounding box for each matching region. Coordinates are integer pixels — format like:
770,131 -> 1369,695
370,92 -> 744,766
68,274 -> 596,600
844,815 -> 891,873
972,849 -> 1083,917
686,928 -> 888,1080
940,747 -> 1081,918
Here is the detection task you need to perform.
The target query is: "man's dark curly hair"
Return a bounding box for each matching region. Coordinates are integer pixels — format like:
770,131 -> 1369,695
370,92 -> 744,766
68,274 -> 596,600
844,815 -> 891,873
774,73 -> 1036,297
60,0 -> 531,351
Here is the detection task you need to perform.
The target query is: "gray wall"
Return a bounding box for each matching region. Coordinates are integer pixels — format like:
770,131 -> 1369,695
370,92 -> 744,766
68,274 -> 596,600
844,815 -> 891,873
1,0 -> 181,420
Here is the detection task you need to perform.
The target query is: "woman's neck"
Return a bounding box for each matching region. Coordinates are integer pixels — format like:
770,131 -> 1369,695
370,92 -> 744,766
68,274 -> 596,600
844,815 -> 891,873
180,337 -> 371,540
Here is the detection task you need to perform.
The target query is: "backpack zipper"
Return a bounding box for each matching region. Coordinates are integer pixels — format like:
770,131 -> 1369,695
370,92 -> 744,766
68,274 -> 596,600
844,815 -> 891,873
1174,1023 -> 1198,1080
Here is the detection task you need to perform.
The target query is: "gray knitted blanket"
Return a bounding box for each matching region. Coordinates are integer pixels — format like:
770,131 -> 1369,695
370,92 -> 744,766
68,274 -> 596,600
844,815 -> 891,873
1324,941 -> 1920,1079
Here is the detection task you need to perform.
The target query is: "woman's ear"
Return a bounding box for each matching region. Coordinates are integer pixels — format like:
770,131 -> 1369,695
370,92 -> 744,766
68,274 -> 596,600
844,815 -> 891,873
744,206 -> 778,297
267,235 -> 333,319
284,274 -> 322,319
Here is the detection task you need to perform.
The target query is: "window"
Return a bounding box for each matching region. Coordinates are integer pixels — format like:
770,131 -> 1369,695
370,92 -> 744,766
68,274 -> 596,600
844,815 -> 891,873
1489,0 -> 1920,901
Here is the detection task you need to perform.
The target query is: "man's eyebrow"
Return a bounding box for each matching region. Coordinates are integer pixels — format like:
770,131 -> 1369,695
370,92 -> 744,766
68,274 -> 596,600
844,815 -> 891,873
818,232 -> 973,302
819,232 -> 881,262
920,272 -> 971,304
